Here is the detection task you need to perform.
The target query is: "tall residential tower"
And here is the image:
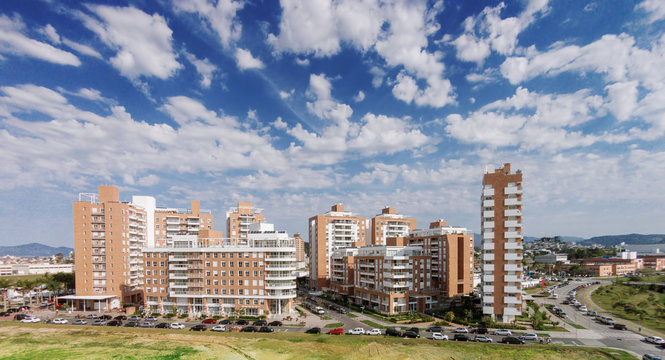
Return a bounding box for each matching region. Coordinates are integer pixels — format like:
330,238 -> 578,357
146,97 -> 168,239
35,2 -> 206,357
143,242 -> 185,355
481,163 -> 524,323
370,206 -> 417,245
226,202 -> 265,241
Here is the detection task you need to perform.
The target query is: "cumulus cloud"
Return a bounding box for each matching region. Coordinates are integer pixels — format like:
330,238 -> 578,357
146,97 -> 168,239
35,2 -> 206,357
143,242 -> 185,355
0,15 -> 80,66
279,89 -> 294,99
80,5 -> 181,79
40,24 -> 102,59
185,52 -> 217,88
636,0 -> 665,23
173,0 -> 244,47
234,48 -> 265,70
353,90 -> 365,102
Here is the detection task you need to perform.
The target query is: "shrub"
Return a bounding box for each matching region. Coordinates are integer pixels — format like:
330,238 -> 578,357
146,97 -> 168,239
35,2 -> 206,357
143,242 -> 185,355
163,313 -> 175,319
178,313 -> 188,319
213,315 -> 222,320
151,312 -> 160,317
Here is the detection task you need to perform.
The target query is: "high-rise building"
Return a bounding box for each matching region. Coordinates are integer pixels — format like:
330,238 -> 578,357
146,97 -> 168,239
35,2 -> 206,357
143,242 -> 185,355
142,223 -> 296,316
225,202 -> 265,241
370,206 -> 417,245
152,201 -> 214,247
308,204 -> 366,290
73,186 -> 147,306
481,163 -> 524,323
294,233 -> 305,263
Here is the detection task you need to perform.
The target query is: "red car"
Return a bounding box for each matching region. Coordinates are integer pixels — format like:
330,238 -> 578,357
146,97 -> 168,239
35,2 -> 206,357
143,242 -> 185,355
327,328 -> 344,335
202,318 -> 217,324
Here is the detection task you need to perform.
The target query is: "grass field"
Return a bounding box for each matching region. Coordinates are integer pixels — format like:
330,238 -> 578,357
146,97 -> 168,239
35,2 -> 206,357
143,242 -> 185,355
324,322 -> 345,328
591,283 -> 665,333
0,323 -> 637,360
361,320 -> 387,329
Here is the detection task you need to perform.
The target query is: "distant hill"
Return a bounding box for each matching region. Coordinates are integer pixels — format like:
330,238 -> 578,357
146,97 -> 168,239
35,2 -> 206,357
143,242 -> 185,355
581,234 -> 665,247
474,234 -> 583,247
0,243 -> 73,257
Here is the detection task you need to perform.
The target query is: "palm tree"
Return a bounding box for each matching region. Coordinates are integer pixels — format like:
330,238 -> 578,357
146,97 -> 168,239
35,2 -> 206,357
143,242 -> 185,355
0,278 -> 13,311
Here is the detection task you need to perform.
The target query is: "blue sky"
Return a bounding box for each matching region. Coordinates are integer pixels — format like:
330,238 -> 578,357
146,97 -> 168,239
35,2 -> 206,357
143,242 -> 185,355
1,0 -> 664,247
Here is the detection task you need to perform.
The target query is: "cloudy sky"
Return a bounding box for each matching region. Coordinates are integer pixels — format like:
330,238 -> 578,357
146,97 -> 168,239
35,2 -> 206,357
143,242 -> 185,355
1,0 -> 664,247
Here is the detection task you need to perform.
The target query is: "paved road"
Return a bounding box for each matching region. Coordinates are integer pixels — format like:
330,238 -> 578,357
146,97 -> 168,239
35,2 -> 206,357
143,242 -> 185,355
533,279 -> 663,359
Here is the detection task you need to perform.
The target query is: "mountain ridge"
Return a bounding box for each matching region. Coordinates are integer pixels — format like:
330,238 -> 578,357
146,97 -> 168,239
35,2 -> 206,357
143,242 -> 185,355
0,243 -> 73,257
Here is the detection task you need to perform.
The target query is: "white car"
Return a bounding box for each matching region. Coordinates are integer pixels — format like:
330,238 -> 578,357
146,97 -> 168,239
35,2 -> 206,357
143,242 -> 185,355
646,336 -> 665,345
366,328 -> 382,336
519,333 -> 539,341
453,327 -> 468,333
474,335 -> 492,343
579,306 -> 588,312
20,317 -> 41,323
348,327 -> 365,335
211,325 -> 226,332
432,332 -> 448,340
493,329 -> 512,336
52,318 -> 68,324
170,323 -> 185,329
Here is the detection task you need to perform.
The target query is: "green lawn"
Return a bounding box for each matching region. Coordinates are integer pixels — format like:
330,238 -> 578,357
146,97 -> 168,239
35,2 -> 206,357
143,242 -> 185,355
0,323 -> 637,360
591,283 -> 665,334
346,313 -> 358,318
324,322 -> 345,328
361,320 -> 387,329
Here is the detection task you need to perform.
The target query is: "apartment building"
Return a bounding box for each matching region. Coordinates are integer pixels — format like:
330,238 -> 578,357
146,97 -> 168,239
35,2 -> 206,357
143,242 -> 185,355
309,204 -> 366,290
481,163 -> 524,323
141,223 -> 296,316
641,254 -> 665,271
226,202 -> 265,241
370,206 -> 417,245
294,233 -> 305,262
152,201 -> 214,247
330,248 -> 357,299
73,186 -> 147,305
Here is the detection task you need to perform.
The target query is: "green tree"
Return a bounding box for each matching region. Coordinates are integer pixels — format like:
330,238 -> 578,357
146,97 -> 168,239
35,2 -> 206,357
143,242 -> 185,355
444,311 -> 455,323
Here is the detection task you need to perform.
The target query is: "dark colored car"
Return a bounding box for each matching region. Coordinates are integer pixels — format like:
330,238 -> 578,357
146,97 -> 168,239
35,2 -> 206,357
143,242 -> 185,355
427,326 -> 444,333
613,323 -> 628,330
14,314 -> 30,321
385,328 -> 402,337
403,331 -> 420,339
253,320 -> 267,326
218,319 -> 232,324
258,326 -> 274,333
501,336 -> 525,344
107,320 -> 122,327
0,312 -> 10,317
240,326 -> 257,332
100,315 -> 113,320
408,327 -> 420,333
454,334 -> 470,341
114,315 -> 127,320
305,327 -> 321,334
202,318 -> 217,324
155,322 -> 170,328
268,321 -> 283,326
236,320 -> 249,325
124,321 -> 139,327
190,324 -> 207,331
472,328 -> 488,334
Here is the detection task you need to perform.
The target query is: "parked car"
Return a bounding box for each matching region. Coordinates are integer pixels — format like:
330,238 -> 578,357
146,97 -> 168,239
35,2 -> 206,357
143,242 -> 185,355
138,322 -> 153,328
20,317 -> 41,323
73,319 -> 87,325
211,325 -> 226,332
236,320 -> 249,325
348,328 -> 365,335
106,320 -> 122,327
579,306 -> 588,312
128,316 -> 142,322
85,314 -> 99,319
431,332 -> 448,341
646,336 -> 665,345
114,315 -> 128,321
124,321 -> 139,327
613,323 -> 628,330
327,328 -> 344,335
403,331 -> 420,339
586,310 -> 597,317
519,333 -> 539,341
385,328 -> 402,337
471,328 -> 488,334
367,328 -> 382,336
100,315 -> 113,320
474,335 -> 492,343
240,326 -> 257,332
253,320 -> 267,326
170,323 -> 185,329
91,319 -> 107,326
454,334 -> 470,341
643,354 -> 662,360
202,318 -> 217,324
0,311 -> 10,317
501,336 -> 525,344
427,326 -> 444,333
305,327 -> 321,334
14,314 -> 30,321
145,317 -> 158,322
453,327 -> 469,333
493,329 -> 512,336
408,327 -> 420,333
190,324 -> 207,331
268,321 -> 283,327
52,318 -> 68,324
258,326 -> 273,333
155,322 -> 170,329
219,319 -> 233,324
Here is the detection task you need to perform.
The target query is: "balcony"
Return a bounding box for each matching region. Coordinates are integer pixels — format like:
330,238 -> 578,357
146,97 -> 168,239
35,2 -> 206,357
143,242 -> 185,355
504,198 -> 521,206
384,281 -> 411,288
504,220 -> 521,228
169,275 -> 187,280
504,231 -> 522,240
483,232 -> 494,240
504,209 -> 521,217
482,242 -> 494,250
483,188 -> 494,197
484,264 -> 494,272
483,275 -> 494,282
91,241 -> 105,248
265,264 -> 297,271
504,285 -> 520,293
383,272 -> 410,279
482,306 -> 494,315
504,275 -> 521,282
265,275 -> 297,281
504,264 -> 522,272
504,307 -> 522,316
169,283 -> 188,289
169,265 -> 188,271
504,253 -> 523,261
483,200 -> 495,207
483,211 -> 494,218
504,242 -> 523,250
482,254 -> 494,261
265,256 -> 296,262
265,283 -> 296,290
504,186 -> 522,195
504,296 -> 521,305
483,221 -> 495,229
483,296 -> 494,303
483,285 -> 494,293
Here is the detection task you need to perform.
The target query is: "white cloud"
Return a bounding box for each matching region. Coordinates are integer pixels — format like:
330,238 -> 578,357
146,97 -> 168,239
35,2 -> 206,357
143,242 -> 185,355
348,113 -> 431,156
80,5 -> 181,79
234,48 -> 265,70
0,15 -> 80,66
636,0 -> 665,23
185,52 -> 217,88
605,81 -> 638,122
279,89 -> 294,99
369,66 -> 385,88
40,23 -> 102,59
295,58 -> 310,66
76,88 -> 104,101
41,24 -> 60,44
272,117 -> 288,129
353,90 -> 365,102
173,0 -> 244,48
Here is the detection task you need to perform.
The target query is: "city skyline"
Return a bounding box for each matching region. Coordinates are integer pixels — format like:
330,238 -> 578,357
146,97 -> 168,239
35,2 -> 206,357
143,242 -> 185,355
1,0 -> 665,248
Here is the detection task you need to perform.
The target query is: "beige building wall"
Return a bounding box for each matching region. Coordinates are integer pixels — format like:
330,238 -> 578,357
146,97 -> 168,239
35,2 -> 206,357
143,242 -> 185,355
153,201 -> 214,247
370,206 -> 417,245
225,202 -> 265,241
